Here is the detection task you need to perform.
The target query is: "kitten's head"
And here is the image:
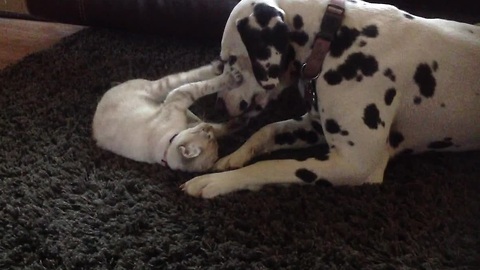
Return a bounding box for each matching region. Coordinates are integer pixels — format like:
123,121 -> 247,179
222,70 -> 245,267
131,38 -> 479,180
165,123 -> 219,172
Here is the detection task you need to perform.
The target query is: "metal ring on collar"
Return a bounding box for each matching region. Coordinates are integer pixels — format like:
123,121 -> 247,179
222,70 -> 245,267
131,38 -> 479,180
300,63 -> 320,81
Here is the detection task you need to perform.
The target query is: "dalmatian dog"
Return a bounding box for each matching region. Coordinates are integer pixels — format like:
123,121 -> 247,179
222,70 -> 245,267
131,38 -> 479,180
182,0 -> 480,198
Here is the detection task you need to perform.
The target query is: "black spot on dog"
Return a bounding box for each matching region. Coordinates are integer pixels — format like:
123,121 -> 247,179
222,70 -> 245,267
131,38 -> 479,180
237,18 -> 270,60
432,61 -> 439,71
290,144 -> 330,162
268,64 -> 281,78
428,138 -> 453,149
293,14 -> 304,30
275,132 -> 296,145
388,131 -> 404,148
363,104 -> 383,129
324,53 -> 379,85
295,169 -> 317,183
330,25 -> 378,57
237,11 -> 290,88
293,129 -> 319,144
356,75 -> 363,82
253,3 -> 281,27
325,119 -> 341,134
290,31 -> 309,46
281,45 -> 296,72
314,150 -> 330,161
414,96 -> 422,105
404,13 -> 415,20
291,60 -> 302,76
384,68 -> 396,82
414,63 -> 437,98
251,61 -> 268,81
440,103 -> 446,108
345,53 -> 379,77
239,100 -> 248,111
341,130 -> 349,136
305,131 -> 319,144
361,25 -> 379,38
384,88 -> 397,106
271,23 -> 290,52
323,70 -> 343,85
358,40 -> 367,47
311,120 -> 324,134
330,26 -> 360,57
348,141 -> 355,146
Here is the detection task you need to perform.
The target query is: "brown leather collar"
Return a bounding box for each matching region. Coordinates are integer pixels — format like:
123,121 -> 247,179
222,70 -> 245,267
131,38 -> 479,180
301,0 -> 346,80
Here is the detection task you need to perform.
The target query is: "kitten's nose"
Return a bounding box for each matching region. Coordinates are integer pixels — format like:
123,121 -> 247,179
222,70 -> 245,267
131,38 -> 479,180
201,125 -> 213,133
201,127 -> 214,140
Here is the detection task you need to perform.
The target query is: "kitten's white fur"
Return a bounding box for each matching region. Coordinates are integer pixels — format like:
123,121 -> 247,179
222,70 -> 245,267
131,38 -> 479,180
92,62 -> 241,172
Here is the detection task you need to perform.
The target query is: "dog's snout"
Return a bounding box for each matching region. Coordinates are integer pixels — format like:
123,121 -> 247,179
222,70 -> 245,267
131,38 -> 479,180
215,98 -> 228,115
239,100 -> 249,112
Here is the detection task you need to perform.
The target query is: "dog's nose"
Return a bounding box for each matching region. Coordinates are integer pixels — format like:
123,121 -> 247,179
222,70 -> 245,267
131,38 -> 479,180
215,98 -> 228,115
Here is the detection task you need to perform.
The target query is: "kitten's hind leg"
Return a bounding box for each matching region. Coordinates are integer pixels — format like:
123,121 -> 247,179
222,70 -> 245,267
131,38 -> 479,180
148,60 -> 225,101
165,69 -> 242,109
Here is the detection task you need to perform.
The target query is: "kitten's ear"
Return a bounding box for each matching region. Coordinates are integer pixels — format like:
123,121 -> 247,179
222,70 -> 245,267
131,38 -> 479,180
178,145 -> 202,159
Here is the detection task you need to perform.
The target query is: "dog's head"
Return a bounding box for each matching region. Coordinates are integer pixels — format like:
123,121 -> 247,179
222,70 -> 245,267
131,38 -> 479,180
216,0 -> 298,118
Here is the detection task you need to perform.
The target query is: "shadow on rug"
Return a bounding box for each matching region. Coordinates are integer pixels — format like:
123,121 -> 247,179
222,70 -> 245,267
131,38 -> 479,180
0,25 -> 479,269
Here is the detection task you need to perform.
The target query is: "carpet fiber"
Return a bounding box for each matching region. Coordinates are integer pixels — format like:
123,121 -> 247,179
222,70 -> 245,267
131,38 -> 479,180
1,25 -> 479,269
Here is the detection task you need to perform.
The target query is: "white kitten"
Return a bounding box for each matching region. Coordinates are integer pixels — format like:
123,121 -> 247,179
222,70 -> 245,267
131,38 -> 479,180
92,62 -> 242,172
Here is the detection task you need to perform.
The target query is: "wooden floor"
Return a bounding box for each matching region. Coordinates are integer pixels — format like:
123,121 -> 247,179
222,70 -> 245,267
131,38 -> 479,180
0,18 -> 85,69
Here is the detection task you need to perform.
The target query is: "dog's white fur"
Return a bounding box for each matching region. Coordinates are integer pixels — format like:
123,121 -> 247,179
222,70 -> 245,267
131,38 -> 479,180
182,0 -> 480,198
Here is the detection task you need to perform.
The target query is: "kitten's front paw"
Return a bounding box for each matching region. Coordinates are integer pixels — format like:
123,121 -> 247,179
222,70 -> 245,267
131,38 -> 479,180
211,59 -> 225,75
213,150 -> 250,171
229,69 -> 243,86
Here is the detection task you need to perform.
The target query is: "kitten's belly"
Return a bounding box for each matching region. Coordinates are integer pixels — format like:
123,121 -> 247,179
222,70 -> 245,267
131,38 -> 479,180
93,98 -> 167,163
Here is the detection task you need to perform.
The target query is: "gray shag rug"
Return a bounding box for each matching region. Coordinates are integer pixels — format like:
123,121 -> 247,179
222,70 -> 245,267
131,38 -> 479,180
1,27 -> 479,269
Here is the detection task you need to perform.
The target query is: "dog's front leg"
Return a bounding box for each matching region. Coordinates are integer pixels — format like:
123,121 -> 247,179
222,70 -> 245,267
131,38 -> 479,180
182,147 -> 389,199
214,113 -> 326,171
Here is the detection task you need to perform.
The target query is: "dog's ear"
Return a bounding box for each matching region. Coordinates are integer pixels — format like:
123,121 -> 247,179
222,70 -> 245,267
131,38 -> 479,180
236,3 -> 290,91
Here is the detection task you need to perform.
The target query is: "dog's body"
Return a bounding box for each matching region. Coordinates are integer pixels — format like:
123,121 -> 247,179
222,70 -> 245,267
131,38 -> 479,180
182,0 -> 480,198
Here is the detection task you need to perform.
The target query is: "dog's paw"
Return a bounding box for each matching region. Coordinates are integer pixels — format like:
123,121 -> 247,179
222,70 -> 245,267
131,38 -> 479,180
181,173 -> 235,199
211,59 -> 225,75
